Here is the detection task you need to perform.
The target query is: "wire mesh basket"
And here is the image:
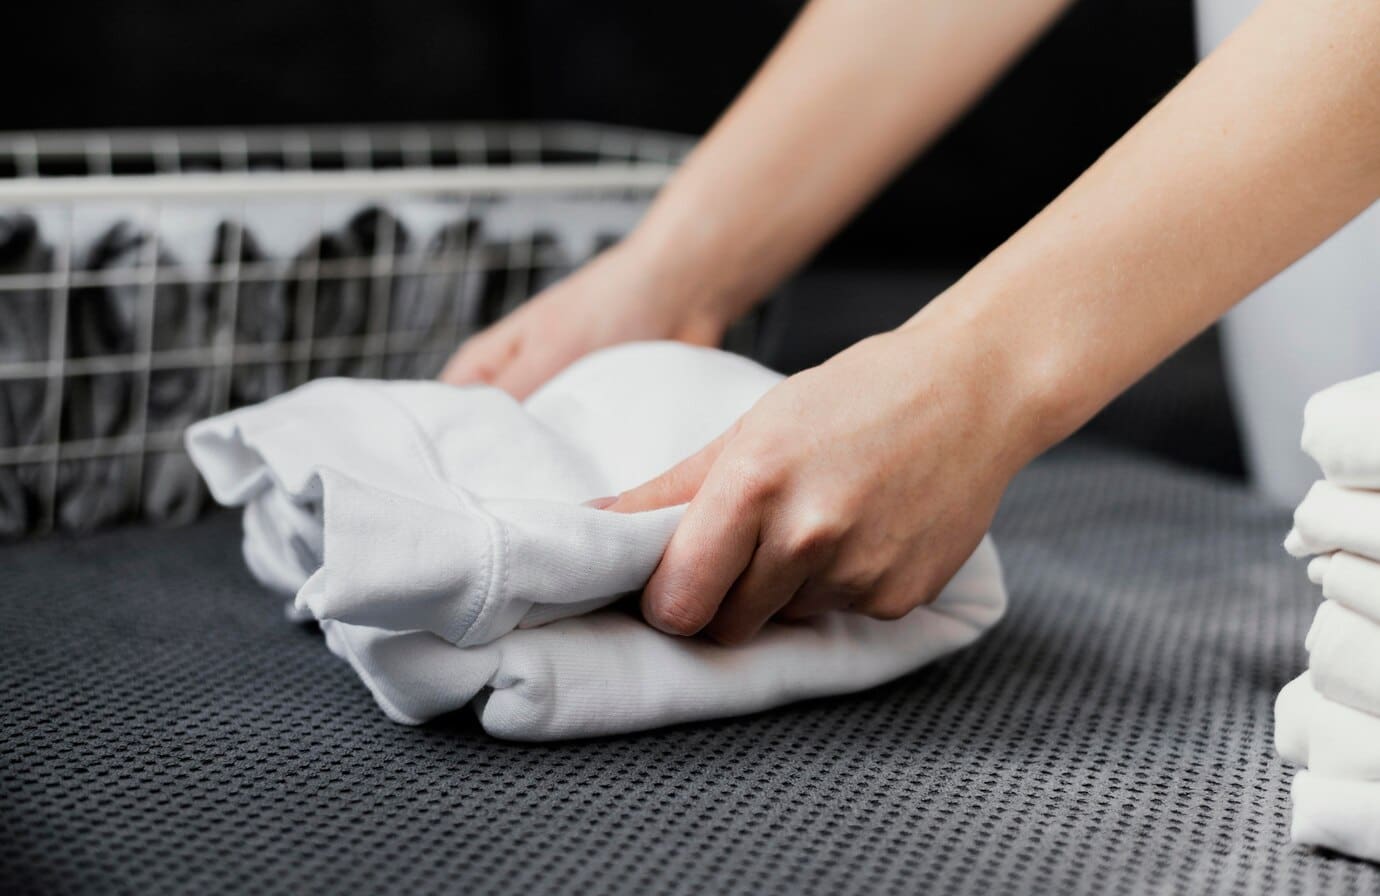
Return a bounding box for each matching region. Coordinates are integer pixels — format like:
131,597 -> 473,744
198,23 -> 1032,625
0,122 -> 704,537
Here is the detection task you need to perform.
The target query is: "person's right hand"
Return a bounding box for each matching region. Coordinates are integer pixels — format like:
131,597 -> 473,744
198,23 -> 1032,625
439,240 -> 733,400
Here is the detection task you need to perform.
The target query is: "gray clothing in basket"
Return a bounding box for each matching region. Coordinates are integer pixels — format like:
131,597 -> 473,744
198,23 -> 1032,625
61,222 -> 207,530
384,217 -> 484,379
0,213 -> 53,536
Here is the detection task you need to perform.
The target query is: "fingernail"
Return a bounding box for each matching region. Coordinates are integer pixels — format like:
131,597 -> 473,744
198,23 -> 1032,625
582,495 -> 617,510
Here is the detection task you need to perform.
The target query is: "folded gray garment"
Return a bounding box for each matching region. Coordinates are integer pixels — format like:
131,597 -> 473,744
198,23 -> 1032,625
216,220 -> 290,410
0,212 -> 52,537
142,245 -> 214,526
61,221 -> 207,531
290,226 -> 369,381
343,207 -> 408,378
384,217 -> 483,379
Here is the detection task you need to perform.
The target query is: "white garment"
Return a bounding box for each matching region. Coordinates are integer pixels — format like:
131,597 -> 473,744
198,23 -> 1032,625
1303,599 -> 1380,720
1306,551 -> 1380,625
1291,772 -> 1380,861
1276,672 -> 1380,781
1301,371 -> 1380,490
1284,480 -> 1380,561
187,341 -> 1008,740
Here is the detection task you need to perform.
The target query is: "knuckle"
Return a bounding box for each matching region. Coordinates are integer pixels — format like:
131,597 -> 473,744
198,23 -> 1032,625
827,559 -> 883,596
783,505 -> 848,557
724,453 -> 783,502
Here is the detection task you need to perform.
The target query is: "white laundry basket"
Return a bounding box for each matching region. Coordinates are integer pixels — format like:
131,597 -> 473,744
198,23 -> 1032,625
1196,0 -> 1380,506
0,122 -> 719,535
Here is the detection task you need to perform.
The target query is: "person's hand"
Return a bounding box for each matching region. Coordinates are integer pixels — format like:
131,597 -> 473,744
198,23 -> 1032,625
439,240 -> 733,399
603,316 -> 1046,644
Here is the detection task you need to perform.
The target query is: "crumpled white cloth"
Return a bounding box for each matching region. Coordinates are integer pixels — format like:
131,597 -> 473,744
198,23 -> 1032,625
187,341 -> 1008,740
1277,369 -> 1380,862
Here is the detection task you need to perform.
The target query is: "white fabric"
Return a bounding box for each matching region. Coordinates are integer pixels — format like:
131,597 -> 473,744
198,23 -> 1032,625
1277,370 -> 1380,863
187,341 -> 1008,741
1301,371 -> 1380,490
1276,672 -> 1380,781
1285,480 -> 1380,561
1306,552 -> 1380,633
1303,600 -> 1380,720
1291,772 -> 1380,860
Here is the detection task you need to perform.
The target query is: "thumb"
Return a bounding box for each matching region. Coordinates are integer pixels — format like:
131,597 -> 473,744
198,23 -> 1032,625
604,425 -> 734,514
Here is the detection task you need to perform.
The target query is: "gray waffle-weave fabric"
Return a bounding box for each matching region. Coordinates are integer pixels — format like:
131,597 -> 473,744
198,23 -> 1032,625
3,443 -> 1377,895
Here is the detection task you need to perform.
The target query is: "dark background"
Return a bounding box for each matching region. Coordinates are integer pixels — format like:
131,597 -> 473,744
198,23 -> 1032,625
9,0 -> 1195,268
6,0 -> 1239,473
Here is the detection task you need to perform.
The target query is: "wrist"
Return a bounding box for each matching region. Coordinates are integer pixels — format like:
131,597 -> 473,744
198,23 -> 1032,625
893,291 -> 1087,473
622,191 -> 766,328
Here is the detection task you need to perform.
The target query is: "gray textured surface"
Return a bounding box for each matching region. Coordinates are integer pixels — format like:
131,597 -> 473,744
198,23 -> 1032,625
2,443 -> 1376,894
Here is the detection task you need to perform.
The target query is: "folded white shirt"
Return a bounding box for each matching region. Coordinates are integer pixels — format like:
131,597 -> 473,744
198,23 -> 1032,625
187,341 -> 1008,740
1276,671 -> 1380,781
1303,599 -> 1380,719
1301,371 -> 1380,490
1284,480 -> 1380,562
1291,771 -> 1380,862
1306,551 -> 1380,624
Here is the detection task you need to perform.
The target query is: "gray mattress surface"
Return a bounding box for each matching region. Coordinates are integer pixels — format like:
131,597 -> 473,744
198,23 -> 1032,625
3,443 -> 1378,895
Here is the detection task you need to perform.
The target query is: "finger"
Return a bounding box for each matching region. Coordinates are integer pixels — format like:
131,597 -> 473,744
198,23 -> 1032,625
703,545 -> 814,644
438,327 -> 518,385
640,468 -> 761,635
606,426 -> 734,514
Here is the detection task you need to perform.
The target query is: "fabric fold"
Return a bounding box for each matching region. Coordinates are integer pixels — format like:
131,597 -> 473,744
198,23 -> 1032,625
1276,672 -> 1380,781
1301,371 -> 1380,489
1285,480 -> 1380,560
1291,772 -> 1380,861
1304,600 -> 1380,719
320,535 -> 1005,741
1306,552 -> 1380,624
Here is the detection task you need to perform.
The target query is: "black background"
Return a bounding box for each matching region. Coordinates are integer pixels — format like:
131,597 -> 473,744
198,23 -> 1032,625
9,0 -> 1195,268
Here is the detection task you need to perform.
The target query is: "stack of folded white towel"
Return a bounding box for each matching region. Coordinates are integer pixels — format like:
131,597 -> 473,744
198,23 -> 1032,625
186,342 -> 1008,741
1279,371 -> 1380,861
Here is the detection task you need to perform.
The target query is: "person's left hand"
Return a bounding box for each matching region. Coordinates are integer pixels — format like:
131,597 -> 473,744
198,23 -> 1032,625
601,319 -> 1042,643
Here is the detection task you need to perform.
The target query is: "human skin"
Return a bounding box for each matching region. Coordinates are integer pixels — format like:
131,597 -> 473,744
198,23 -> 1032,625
443,0 -> 1380,643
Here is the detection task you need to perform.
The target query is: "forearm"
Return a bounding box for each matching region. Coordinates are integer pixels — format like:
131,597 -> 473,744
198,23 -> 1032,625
911,0 -> 1380,463
628,0 -> 1073,320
